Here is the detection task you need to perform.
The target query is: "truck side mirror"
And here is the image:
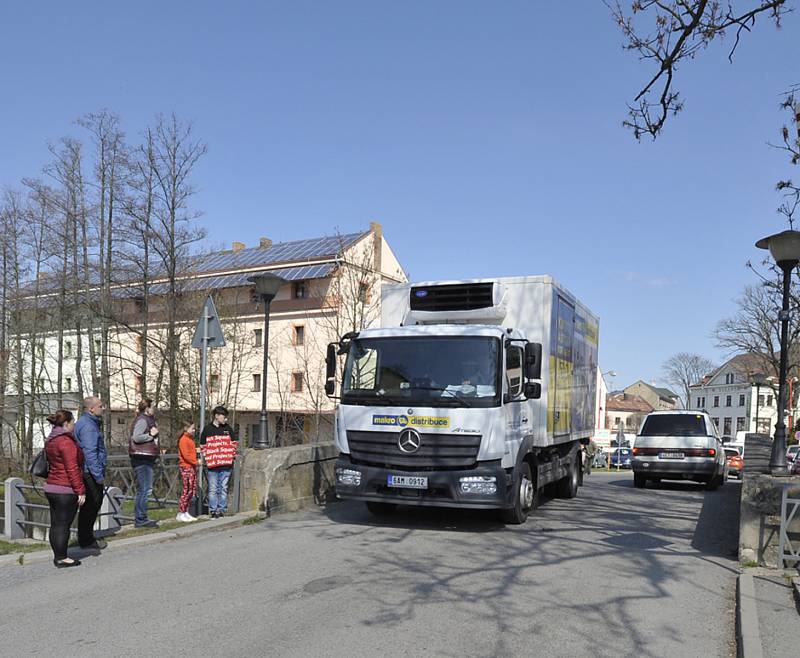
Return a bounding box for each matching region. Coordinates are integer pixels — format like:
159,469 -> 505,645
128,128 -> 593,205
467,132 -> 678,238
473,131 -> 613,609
325,343 -> 337,396
524,342 -> 542,380
524,382 -> 541,400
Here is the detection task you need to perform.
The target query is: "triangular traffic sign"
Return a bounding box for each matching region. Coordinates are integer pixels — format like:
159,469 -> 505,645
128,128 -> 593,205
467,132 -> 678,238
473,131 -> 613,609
191,296 -> 226,348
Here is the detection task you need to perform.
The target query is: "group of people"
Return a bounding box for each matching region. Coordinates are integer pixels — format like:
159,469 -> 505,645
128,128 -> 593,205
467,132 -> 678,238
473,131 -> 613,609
42,398 -> 237,568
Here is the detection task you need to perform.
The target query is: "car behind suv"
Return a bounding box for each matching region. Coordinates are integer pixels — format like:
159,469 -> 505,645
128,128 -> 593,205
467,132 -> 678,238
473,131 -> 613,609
632,411 -> 727,490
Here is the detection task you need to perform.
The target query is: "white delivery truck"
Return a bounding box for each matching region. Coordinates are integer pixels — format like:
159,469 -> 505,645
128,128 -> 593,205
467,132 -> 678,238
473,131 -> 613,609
324,276 -> 599,524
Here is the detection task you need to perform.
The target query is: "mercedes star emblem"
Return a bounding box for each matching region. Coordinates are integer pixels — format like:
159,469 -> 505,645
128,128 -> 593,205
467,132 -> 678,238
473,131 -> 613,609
398,428 -> 422,454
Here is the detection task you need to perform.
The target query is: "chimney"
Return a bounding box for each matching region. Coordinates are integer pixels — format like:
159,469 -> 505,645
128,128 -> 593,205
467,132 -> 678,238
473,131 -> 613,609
232,241 -> 245,252
370,221 -> 383,272
260,237 -> 273,249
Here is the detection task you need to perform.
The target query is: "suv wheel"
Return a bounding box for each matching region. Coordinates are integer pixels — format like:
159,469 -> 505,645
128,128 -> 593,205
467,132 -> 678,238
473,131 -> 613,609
633,473 -> 646,489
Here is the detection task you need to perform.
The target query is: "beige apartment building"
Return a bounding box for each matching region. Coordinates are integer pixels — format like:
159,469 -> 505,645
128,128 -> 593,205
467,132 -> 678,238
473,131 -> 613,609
4,223 -> 407,451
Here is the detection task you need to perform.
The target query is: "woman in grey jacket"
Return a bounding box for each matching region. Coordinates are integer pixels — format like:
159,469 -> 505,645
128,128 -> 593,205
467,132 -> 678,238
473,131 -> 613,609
128,398 -> 160,528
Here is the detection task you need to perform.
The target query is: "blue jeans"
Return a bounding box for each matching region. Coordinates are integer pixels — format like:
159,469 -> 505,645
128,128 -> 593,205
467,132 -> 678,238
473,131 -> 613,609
131,459 -> 155,525
207,468 -> 231,513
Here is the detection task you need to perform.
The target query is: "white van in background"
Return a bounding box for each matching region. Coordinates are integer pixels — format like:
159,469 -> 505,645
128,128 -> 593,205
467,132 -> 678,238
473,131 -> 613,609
631,410 -> 728,490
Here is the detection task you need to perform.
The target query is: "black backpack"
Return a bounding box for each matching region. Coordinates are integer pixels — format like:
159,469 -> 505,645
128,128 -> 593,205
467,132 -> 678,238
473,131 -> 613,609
30,446 -> 49,479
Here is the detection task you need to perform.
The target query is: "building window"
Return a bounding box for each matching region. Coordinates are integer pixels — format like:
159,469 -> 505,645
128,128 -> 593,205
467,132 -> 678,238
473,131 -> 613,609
713,396 -> 719,407
252,373 -> 261,392
36,342 -> 45,359
712,417 -> 720,429
64,377 -> 72,392
94,339 -> 101,355
696,397 -> 701,408
738,394 -> 745,407
614,416 -> 621,426
725,373 -> 735,384
210,374 -> 220,391
293,325 -> 305,346
64,341 -> 73,358
292,281 -> 308,299
701,397 -> 706,408
37,378 -> 45,392
758,395 -> 765,407
254,329 -> 262,347
725,395 -> 731,407
291,372 -> 304,393
767,395 -> 773,407
723,417 -> 732,435
736,417 -> 746,432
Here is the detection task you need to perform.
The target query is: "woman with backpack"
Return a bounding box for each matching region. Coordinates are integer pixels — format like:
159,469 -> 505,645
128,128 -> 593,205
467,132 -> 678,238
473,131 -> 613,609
128,398 -> 160,528
43,409 -> 86,568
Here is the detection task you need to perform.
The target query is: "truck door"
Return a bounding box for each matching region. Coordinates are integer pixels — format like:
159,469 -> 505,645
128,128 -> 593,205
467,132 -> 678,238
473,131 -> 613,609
552,297 -> 575,437
504,343 -> 525,452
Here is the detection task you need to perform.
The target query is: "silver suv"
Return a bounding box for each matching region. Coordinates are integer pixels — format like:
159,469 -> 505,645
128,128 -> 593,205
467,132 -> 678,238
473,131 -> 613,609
631,411 -> 728,490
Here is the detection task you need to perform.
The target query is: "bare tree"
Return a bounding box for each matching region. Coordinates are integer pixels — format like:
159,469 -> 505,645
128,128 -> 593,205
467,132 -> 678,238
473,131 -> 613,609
714,281 -> 800,395
608,1 -> 790,139
147,114 -> 207,436
662,352 -> 717,408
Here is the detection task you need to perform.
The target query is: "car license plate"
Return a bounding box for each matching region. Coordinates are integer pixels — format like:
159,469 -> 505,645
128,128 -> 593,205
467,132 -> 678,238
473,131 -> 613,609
387,475 -> 428,489
659,452 -> 684,459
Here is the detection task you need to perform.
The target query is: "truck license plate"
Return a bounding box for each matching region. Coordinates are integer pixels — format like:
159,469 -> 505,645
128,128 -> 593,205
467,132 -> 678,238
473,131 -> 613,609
659,452 -> 684,459
387,475 -> 428,489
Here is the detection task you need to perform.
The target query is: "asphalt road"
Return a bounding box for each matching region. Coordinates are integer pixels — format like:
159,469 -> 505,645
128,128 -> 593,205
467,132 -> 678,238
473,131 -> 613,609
0,472 -> 741,657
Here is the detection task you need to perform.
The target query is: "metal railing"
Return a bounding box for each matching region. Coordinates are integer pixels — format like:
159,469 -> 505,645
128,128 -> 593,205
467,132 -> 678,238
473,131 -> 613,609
777,487 -> 800,568
1,453 -> 240,540
2,477 -> 123,541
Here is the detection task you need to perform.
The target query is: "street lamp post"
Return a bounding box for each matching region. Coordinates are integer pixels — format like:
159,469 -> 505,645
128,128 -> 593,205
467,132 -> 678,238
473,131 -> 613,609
755,229 -> 800,474
248,272 -> 286,450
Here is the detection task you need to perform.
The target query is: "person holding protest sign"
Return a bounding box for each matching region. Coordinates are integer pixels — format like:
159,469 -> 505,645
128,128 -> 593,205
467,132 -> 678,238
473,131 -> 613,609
200,405 -> 237,518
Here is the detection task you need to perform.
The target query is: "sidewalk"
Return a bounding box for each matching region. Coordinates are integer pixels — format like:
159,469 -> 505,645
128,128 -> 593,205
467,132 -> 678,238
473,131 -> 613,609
738,568 -> 800,658
0,510 -> 261,568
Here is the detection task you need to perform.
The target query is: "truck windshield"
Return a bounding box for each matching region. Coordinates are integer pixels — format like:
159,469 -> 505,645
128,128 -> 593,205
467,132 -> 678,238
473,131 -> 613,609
341,336 -> 501,408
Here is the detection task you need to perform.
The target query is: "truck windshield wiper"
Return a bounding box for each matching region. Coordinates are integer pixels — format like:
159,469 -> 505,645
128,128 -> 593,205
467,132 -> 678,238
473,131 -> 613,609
408,386 -> 472,408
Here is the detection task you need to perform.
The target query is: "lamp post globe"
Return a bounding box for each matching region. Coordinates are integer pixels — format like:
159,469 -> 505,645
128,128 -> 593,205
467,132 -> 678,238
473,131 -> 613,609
248,272 -> 287,450
755,230 -> 800,474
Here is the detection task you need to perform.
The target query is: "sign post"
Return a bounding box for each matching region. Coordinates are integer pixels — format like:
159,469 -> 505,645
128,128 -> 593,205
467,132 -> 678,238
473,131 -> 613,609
191,296 -> 226,516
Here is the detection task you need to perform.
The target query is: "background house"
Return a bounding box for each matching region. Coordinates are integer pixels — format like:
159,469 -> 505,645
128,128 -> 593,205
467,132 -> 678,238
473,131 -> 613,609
686,353 -> 793,437
606,392 -> 653,432
624,380 -> 679,411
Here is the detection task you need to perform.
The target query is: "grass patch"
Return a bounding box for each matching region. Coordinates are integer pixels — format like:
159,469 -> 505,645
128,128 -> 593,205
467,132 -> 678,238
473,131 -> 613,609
242,515 -> 265,526
0,539 -> 49,556
742,560 -> 759,568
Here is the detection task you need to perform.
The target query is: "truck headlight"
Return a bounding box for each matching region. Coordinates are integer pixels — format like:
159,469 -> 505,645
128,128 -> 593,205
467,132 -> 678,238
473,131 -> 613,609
335,468 -> 361,486
459,476 -> 497,495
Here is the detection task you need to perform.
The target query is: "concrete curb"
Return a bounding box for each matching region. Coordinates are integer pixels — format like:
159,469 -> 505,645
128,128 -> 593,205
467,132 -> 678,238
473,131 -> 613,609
736,573 -> 764,658
792,575 -> 800,614
0,510 -> 261,568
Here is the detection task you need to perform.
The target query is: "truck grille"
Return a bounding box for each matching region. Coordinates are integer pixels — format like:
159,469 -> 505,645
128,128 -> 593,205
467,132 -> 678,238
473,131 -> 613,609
346,430 -> 482,470
409,282 -> 494,312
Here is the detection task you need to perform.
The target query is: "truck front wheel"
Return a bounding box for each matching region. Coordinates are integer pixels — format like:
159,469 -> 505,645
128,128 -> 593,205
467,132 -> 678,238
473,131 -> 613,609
502,461 -> 536,525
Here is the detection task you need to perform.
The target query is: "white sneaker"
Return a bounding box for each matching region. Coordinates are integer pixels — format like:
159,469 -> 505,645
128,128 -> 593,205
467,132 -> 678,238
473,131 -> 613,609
176,512 -> 185,521
184,513 -> 197,522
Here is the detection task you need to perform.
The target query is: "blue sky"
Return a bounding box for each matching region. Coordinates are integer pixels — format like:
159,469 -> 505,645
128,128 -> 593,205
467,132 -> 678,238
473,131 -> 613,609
1,1 -> 797,390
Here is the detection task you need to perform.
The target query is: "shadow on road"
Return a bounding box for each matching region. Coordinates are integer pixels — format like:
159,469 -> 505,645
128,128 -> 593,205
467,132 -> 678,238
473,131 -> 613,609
307,472 -> 741,657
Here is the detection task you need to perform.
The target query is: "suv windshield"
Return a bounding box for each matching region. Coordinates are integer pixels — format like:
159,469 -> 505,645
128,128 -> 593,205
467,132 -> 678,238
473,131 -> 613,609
639,414 -> 707,437
341,336 -> 501,408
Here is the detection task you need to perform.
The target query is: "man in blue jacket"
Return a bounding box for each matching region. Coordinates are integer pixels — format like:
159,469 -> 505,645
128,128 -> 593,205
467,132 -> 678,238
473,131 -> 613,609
74,397 -> 108,550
